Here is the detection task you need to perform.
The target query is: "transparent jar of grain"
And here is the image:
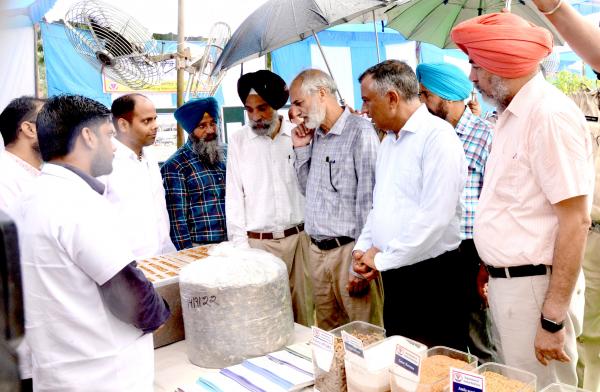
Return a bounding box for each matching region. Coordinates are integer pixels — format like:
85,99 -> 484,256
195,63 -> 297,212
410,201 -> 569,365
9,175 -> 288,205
345,335 -> 426,392
476,363 -> 536,392
390,346 -> 478,392
312,321 -> 385,392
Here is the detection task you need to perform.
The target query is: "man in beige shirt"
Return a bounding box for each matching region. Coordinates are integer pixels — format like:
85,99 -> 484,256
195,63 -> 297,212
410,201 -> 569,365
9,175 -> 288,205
453,13 -> 595,386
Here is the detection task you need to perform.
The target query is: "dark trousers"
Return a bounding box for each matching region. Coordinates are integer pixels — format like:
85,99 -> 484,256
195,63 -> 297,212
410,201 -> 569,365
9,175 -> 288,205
381,247 -> 470,352
459,239 -> 499,363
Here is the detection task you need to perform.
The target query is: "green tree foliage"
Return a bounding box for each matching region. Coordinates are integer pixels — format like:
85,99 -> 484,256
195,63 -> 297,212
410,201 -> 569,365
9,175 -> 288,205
549,70 -> 598,95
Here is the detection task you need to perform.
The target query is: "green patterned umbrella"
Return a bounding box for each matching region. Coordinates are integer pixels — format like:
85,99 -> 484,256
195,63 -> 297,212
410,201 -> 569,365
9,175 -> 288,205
386,0 -> 564,49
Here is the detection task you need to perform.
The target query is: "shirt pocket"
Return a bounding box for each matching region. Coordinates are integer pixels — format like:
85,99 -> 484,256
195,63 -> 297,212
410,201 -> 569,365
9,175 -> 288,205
394,169 -> 421,202
493,158 -> 520,202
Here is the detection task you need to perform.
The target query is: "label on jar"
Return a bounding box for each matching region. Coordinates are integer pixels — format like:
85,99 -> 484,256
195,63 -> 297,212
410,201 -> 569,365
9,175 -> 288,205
311,327 -> 335,371
394,343 -> 421,377
450,368 -> 485,392
341,330 -> 365,358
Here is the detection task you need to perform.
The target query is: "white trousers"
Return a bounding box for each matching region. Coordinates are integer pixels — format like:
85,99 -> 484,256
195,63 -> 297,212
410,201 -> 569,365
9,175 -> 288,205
488,271 -> 584,388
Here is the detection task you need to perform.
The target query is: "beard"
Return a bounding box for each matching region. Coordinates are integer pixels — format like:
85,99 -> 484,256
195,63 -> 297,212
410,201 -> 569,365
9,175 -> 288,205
475,75 -> 511,113
427,101 -> 449,121
303,99 -> 326,129
249,115 -> 280,137
190,134 -> 224,165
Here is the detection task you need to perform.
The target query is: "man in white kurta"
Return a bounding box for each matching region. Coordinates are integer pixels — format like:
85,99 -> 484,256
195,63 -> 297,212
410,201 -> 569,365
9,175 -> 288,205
226,70 -> 313,326
99,94 -> 175,258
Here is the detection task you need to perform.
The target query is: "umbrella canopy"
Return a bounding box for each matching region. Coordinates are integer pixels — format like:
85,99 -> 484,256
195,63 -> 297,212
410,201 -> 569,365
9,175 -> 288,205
386,0 -> 564,49
212,0 -> 390,74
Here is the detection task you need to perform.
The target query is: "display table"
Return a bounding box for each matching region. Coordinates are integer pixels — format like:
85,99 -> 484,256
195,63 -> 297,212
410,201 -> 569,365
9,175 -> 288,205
154,323 -> 313,392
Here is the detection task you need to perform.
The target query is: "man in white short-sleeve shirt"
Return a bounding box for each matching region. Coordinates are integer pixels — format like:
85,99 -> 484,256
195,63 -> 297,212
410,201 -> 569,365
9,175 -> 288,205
14,95 -> 170,392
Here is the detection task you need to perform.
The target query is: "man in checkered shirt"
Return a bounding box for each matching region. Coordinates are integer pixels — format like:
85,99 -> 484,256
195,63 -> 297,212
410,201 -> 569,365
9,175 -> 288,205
416,62 -> 496,362
161,97 -> 227,250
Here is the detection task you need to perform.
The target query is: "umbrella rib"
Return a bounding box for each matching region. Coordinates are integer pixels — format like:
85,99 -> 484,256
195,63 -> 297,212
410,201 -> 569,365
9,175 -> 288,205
442,0 -> 470,47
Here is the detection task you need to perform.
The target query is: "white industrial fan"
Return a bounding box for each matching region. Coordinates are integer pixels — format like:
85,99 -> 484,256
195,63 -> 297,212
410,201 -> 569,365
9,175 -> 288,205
64,0 -> 170,89
185,22 -> 231,99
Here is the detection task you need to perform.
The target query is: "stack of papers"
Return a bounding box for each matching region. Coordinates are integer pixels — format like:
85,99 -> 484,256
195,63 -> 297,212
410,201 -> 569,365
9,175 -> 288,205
178,344 -> 314,392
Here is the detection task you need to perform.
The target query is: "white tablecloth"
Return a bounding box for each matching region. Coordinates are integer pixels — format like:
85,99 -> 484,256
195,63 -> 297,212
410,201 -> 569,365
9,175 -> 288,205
154,323 -> 313,392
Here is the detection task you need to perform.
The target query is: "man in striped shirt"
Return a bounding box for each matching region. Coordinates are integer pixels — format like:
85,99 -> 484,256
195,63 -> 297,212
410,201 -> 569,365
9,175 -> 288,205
416,62 -> 495,362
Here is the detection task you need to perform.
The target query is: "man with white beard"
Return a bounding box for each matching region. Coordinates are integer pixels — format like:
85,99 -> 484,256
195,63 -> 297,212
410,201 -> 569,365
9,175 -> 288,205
290,69 -> 383,330
161,97 -> 227,250
226,70 -> 313,326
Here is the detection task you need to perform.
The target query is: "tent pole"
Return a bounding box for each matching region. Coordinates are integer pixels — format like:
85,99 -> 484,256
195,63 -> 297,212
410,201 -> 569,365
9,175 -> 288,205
33,23 -> 40,98
312,31 -> 344,105
372,10 -> 380,62
176,0 -> 185,148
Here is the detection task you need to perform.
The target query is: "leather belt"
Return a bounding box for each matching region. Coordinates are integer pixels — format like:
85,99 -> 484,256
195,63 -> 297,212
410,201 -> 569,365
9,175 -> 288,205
310,236 -> 354,251
591,221 -> 600,234
486,264 -> 551,279
247,223 -> 304,240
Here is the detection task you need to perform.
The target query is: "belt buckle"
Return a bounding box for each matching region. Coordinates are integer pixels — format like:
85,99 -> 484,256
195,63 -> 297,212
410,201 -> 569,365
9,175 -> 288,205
272,230 -> 285,239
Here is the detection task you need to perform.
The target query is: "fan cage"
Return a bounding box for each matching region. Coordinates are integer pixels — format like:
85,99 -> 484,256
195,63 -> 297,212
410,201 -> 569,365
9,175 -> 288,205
64,0 -> 163,89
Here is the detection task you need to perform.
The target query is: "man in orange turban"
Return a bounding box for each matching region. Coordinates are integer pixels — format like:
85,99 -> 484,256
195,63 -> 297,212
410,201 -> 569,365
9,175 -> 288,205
452,13 -> 595,386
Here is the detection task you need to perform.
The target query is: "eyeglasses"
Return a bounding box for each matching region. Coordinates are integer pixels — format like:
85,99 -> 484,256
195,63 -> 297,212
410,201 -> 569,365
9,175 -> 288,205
196,121 -> 218,131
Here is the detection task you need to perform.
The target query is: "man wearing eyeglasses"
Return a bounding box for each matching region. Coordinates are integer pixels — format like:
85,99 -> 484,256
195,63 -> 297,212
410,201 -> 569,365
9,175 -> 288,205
161,97 -> 227,250
226,70 -> 313,327
289,68 -> 382,331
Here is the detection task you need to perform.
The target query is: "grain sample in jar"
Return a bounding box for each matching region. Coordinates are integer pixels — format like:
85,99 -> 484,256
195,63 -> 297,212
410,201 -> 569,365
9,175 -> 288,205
476,363 -> 537,392
312,321 -> 385,392
390,346 -> 478,392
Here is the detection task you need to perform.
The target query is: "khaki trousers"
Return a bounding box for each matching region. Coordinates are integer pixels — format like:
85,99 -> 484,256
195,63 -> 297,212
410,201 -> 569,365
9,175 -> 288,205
307,241 -> 383,331
249,232 -> 314,327
488,272 -> 584,387
578,230 -> 600,392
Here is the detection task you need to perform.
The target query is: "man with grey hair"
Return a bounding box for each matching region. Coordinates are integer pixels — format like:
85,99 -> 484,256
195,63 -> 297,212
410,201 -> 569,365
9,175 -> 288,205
353,60 -> 469,350
290,68 -> 382,330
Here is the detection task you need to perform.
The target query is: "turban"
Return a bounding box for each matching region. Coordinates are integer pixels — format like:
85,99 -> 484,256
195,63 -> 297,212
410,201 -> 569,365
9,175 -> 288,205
416,63 -> 472,101
237,70 -> 289,109
451,12 -> 553,78
174,97 -> 219,134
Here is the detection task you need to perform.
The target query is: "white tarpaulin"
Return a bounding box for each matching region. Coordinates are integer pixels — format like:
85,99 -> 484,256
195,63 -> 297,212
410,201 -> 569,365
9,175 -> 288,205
0,26 -> 35,111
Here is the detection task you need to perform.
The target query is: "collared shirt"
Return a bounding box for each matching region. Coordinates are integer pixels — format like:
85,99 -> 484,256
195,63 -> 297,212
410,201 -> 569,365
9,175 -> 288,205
161,140 -> 227,250
0,150 -> 41,213
455,107 -> 494,239
355,104 -> 467,271
474,73 -> 594,267
294,107 -> 379,240
14,163 -> 154,391
98,139 -> 176,258
226,119 -> 304,246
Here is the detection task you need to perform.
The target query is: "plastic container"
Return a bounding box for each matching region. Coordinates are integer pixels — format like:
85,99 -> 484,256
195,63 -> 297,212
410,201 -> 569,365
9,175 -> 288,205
312,321 -> 385,392
346,336 -> 427,392
539,383 -> 590,392
476,363 -> 536,392
390,346 -> 478,392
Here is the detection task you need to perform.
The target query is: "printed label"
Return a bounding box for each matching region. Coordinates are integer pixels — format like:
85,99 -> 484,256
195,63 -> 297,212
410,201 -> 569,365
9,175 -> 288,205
341,330 -> 364,358
394,344 -> 421,376
311,327 -> 335,371
450,368 -> 485,392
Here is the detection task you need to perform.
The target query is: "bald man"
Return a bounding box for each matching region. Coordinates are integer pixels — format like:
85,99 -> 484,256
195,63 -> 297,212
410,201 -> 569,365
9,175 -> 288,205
453,13 -> 594,385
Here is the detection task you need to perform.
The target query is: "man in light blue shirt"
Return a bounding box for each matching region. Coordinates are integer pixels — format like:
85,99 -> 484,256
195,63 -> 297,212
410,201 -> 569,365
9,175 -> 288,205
353,60 -> 470,350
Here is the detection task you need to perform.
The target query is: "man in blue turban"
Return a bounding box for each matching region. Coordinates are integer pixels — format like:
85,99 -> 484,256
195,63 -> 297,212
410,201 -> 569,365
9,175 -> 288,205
160,97 -> 227,250
417,61 -> 496,362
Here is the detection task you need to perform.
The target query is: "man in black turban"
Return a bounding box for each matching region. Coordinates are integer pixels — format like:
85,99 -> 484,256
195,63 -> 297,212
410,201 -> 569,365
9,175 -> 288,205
225,70 -> 314,326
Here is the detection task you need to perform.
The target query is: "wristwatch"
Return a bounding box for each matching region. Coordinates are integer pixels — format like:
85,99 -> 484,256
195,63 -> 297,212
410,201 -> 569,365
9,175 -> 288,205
540,314 -> 565,333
